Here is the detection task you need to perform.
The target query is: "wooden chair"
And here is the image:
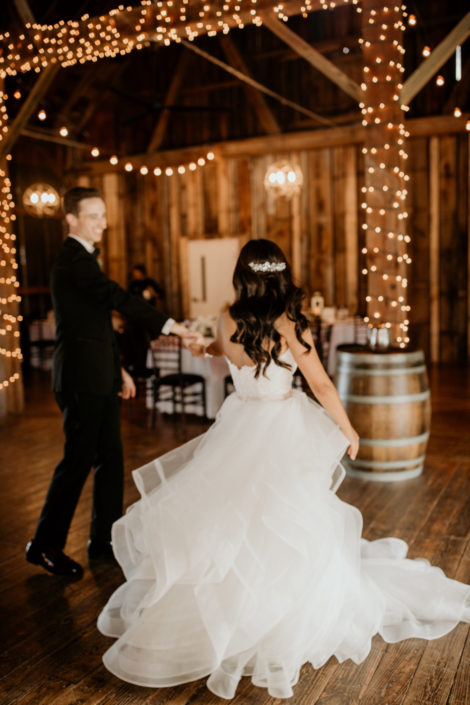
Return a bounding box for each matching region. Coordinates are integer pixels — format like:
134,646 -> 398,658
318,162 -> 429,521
150,335 -> 207,425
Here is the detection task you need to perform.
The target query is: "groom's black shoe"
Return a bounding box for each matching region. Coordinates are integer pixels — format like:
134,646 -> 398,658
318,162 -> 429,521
87,539 -> 115,562
25,539 -> 84,579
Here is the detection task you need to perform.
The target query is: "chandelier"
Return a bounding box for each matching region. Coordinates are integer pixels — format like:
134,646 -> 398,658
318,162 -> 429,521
264,160 -> 303,199
23,183 -> 60,217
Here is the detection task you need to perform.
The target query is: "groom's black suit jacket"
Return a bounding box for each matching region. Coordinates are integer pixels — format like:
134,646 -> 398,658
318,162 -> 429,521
51,237 -> 169,395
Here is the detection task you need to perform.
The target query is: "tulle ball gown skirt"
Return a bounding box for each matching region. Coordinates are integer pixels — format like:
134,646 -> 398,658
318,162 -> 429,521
97,390 -> 470,699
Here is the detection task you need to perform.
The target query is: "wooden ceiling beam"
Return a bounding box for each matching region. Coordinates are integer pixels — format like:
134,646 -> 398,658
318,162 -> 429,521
401,12 -> 470,106
2,1 -> 351,75
260,11 -> 362,103
75,113 -> 470,177
176,39 -> 333,126
219,35 -> 281,135
147,49 -> 191,153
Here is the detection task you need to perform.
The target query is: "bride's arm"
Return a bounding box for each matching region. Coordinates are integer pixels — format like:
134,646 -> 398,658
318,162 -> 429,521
187,312 -> 230,358
276,316 -> 359,459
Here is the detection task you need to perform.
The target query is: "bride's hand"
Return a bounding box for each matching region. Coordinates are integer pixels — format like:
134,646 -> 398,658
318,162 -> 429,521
343,426 -> 359,460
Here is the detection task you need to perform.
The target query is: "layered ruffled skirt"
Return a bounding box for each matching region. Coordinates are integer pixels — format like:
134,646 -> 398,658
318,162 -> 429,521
98,390 -> 470,699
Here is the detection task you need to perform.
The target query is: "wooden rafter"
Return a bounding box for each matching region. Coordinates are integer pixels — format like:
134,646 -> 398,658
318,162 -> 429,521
260,11 -> 362,103
219,35 -> 281,135
401,11 -> 470,106
147,49 -> 191,153
177,39 -> 333,126
73,62 -> 125,136
0,67 -> 59,161
53,66 -> 99,127
0,0 -> 61,159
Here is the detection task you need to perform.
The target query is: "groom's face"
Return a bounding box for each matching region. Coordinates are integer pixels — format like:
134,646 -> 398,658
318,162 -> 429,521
66,197 -> 107,246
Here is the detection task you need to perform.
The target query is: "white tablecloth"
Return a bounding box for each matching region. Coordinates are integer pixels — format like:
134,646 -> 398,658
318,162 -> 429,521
146,347 -> 229,419
326,319 -> 368,376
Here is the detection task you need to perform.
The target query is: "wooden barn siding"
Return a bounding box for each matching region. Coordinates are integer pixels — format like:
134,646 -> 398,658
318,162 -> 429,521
81,131 -> 469,364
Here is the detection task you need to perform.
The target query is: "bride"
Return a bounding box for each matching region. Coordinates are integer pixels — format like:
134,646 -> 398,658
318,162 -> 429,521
98,239 -> 470,699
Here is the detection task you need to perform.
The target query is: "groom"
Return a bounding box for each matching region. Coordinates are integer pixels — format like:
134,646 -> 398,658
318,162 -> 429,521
26,187 -> 196,579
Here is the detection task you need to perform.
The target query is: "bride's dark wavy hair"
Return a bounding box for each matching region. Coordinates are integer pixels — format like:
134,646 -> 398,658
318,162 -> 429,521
229,239 -> 310,377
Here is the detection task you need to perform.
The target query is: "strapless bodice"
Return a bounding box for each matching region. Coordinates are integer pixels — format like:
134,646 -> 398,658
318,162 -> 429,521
226,349 -> 297,400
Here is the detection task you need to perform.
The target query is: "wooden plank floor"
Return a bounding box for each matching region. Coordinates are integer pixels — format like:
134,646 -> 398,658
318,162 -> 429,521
0,364 -> 469,705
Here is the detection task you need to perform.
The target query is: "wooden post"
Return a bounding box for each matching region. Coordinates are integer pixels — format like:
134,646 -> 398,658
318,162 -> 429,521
361,0 -> 410,349
291,192 -> 302,284
468,133 -> 470,362
344,146 -> 358,313
102,172 -> 127,287
0,84 -> 24,415
429,137 -> 440,364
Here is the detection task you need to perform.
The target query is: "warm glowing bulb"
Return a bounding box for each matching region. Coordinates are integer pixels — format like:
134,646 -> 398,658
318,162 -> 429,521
436,75 -> 445,86
38,109 -> 46,120
140,166 -> 148,175
408,14 -> 416,25
125,162 -> 133,171
165,167 -> 173,176
466,121 -> 470,132
422,46 -> 431,57
154,167 -> 162,176
91,147 -> 100,157
59,126 -> 68,137
454,107 -> 462,118
109,155 -> 118,165
206,151 -> 215,160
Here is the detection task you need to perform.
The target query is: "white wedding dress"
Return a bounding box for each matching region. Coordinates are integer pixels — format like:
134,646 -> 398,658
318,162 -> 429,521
98,349 -> 470,699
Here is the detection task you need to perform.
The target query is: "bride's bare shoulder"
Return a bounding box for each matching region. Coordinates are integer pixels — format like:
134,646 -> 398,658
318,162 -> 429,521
219,309 -> 236,329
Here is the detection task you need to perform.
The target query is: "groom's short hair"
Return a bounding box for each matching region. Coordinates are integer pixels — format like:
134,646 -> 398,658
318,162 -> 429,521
63,187 -> 102,216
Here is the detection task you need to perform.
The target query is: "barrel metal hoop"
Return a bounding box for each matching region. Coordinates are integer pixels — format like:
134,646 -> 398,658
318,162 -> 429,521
344,462 -> 424,482
336,351 -> 425,365
359,432 -> 430,447
346,454 -> 426,470
342,391 -> 430,404
336,364 -> 427,377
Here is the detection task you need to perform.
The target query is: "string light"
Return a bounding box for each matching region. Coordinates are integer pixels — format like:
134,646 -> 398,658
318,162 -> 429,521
37,109 -> 46,120
102,150 -> 218,178
436,75 -> 445,86
59,126 -> 68,137
454,107 -> 462,118
422,45 -> 431,57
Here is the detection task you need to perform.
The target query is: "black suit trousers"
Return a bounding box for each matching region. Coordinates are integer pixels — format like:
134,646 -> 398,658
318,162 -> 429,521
34,390 -> 124,549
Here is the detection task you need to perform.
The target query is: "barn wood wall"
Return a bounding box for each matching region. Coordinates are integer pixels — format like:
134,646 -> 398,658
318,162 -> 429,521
77,123 -> 469,365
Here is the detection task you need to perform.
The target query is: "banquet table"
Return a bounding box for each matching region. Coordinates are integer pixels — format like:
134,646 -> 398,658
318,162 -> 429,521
146,345 -> 229,419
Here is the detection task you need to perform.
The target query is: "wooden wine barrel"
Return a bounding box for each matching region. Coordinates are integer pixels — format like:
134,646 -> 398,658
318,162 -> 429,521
334,347 -> 431,481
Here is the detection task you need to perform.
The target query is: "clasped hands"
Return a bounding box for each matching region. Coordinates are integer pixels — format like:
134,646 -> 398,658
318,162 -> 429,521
167,321 -> 210,357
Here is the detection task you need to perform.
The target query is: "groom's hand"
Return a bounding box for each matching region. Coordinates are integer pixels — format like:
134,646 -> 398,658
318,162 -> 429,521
119,368 -> 136,400
169,321 -> 203,347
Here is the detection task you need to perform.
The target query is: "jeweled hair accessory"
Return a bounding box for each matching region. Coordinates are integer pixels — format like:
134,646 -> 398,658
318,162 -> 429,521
249,261 -> 287,273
